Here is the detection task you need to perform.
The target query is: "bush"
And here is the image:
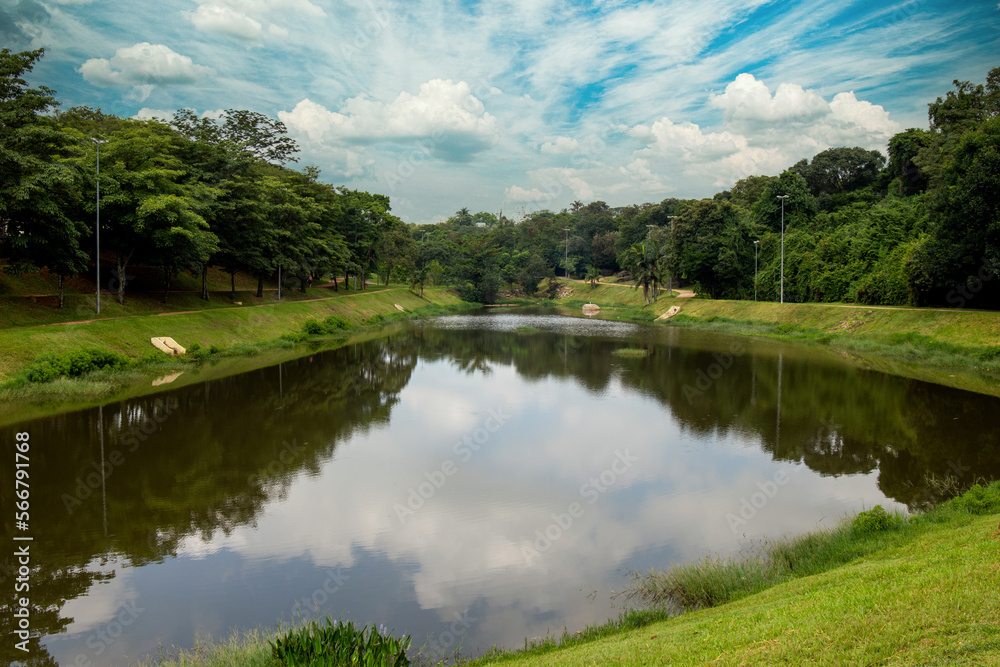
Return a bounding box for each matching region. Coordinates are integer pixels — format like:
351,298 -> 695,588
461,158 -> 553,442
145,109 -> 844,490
303,319 -> 326,335
949,483 -> 1000,515
851,505 -> 905,534
270,618 -> 410,667
22,349 -> 131,384
324,314 -> 352,330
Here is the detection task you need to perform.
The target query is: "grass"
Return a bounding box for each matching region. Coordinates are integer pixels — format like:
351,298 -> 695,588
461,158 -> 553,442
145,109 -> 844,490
136,483 -> 1000,667
610,348 -> 649,359
468,482 -> 1000,666
529,279 -> 1000,396
0,284 -> 470,425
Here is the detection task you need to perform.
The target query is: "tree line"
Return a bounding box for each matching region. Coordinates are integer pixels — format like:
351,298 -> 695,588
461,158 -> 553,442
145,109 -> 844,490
2,47 -> 997,310
432,66 -> 998,309
1,48 -> 415,307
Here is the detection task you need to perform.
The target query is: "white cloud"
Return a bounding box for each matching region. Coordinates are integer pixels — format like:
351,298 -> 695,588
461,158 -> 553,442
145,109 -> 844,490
79,43 -> 215,87
613,73 -> 901,193
188,4 -> 263,41
133,107 -> 174,121
279,80 -> 499,163
540,136 -> 581,155
505,186 -> 551,203
711,72 -> 830,124
182,0 -> 324,46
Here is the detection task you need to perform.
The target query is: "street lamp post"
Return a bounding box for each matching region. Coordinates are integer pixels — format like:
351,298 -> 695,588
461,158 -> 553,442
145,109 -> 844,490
776,195 -> 789,304
666,215 -> 676,296
563,228 -> 570,281
753,239 -> 760,302
93,138 -> 107,315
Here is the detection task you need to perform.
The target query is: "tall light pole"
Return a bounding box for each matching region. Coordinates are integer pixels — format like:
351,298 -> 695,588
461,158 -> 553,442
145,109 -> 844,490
776,195 -> 789,304
753,239 -> 760,302
93,138 -> 107,315
666,215 -> 676,297
563,228 -> 570,280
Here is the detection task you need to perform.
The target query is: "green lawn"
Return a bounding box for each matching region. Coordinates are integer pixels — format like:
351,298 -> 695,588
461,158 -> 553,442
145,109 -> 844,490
474,513 -> 1000,667
138,493 -> 1000,667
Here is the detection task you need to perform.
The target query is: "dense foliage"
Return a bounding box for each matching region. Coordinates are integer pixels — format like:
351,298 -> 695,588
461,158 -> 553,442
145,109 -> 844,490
1,49 -> 997,309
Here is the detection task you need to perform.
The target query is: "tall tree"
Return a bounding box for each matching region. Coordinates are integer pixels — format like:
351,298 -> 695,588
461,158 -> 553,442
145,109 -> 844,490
0,48 -> 88,307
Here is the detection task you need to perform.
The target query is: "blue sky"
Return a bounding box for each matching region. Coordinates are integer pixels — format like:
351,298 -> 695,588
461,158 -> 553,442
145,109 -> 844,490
3,0 -> 997,222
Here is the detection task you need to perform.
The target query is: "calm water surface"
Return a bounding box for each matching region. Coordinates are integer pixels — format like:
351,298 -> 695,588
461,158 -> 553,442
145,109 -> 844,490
4,312 -> 1000,666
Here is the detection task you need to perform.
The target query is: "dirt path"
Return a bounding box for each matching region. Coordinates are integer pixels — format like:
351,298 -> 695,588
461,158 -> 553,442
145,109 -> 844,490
567,278 -> 697,298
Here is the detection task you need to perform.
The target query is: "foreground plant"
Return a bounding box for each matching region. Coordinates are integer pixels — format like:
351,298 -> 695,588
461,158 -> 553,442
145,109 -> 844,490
269,618 -> 411,666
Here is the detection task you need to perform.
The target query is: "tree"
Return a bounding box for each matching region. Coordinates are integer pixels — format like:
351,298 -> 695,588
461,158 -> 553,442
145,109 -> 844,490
887,128 -> 933,195
409,264 -> 429,298
584,265 -> 601,288
792,147 -> 886,196
752,171 -> 817,233
622,241 -> 665,305
171,108 -> 299,165
0,48 -> 88,307
63,117 -> 203,305
928,67 -> 1000,134
453,235 -> 501,303
672,200 -> 747,299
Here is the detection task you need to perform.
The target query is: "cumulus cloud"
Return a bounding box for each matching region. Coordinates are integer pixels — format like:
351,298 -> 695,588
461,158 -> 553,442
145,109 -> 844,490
505,185 -> 552,203
617,73 -> 900,191
708,73 -> 899,147
279,79 -> 499,163
79,42 -> 214,88
539,136 -> 581,155
710,73 -> 829,124
188,4 -> 263,41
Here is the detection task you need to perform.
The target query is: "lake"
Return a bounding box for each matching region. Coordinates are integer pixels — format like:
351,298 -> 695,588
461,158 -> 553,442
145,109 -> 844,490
4,311 -> 999,666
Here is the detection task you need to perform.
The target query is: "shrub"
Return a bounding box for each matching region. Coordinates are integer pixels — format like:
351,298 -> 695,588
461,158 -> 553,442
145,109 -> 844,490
950,483 -> 1000,515
324,314 -> 352,330
851,505 -> 904,534
22,349 -> 131,384
270,618 -> 410,667
303,319 -> 327,335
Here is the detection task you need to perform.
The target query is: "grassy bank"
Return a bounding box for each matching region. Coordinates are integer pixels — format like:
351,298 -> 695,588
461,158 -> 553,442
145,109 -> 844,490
0,284 -> 468,425
547,279 -> 1000,396
139,483 -> 1000,667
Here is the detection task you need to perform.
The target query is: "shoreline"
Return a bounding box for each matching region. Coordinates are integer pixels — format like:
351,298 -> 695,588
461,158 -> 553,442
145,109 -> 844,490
139,483 -> 1000,667
3,281 -> 1000,424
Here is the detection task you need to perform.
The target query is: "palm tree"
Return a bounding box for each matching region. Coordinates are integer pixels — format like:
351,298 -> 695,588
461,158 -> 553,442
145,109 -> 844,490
622,242 -> 668,305
584,265 -> 602,288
